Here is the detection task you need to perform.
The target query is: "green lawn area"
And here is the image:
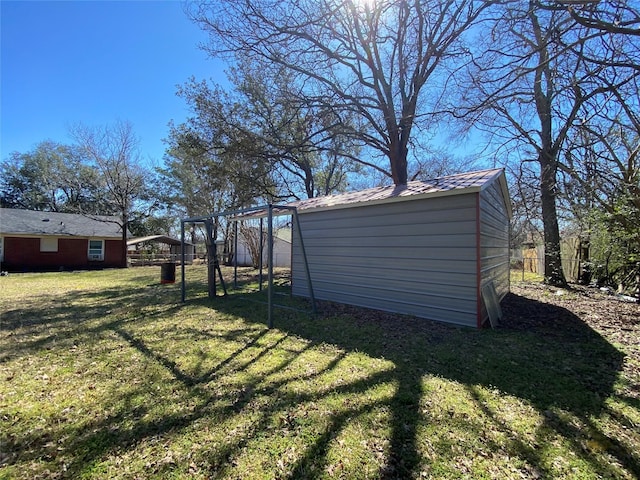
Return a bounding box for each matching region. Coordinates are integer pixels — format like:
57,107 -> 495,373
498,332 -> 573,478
1,266 -> 638,479
510,268 -> 544,284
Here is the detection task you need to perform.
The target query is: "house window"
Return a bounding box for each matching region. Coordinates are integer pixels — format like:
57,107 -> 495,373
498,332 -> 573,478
40,237 -> 58,252
0,236 -> 3,262
88,240 -> 104,261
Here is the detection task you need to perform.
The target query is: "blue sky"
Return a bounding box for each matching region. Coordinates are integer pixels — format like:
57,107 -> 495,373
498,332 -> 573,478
1,0 -> 227,165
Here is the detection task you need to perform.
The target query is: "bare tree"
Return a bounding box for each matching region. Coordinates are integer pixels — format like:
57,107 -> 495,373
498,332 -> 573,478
72,120 -> 153,267
186,0 -> 495,186
238,222 -> 267,269
562,0 -> 640,39
453,0 -> 638,286
560,95 -> 640,291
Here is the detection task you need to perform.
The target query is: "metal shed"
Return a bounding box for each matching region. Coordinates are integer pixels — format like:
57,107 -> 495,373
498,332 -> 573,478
288,168 -> 511,328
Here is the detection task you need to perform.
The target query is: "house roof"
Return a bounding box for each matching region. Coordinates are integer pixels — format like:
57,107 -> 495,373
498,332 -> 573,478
285,168 -> 511,217
0,208 -> 124,238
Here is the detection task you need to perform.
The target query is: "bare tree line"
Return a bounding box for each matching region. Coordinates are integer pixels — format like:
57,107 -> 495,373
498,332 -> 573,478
2,1 -> 638,288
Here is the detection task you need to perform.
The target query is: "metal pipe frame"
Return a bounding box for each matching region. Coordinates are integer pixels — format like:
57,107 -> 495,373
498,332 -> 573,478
180,204 -> 315,328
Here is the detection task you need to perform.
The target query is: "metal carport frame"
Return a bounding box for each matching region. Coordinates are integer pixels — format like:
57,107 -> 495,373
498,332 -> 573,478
180,204 -> 316,328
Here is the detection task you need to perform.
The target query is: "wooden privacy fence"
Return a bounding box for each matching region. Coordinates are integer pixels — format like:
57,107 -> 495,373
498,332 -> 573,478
513,238 -> 590,283
521,246 -> 545,275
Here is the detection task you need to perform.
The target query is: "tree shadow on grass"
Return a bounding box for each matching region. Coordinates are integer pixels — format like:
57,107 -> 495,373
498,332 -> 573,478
0,283 -> 183,362
206,289 -> 634,478
2,280 -> 636,479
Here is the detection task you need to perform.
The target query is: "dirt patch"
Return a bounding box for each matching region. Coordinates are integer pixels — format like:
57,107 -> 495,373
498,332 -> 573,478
505,283 -> 639,346
504,282 -> 639,396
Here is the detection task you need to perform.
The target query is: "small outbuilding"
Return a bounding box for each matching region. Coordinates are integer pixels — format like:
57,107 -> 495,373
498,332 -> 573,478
127,235 -> 196,265
0,208 -> 126,271
235,227 -> 292,268
288,168 -> 511,328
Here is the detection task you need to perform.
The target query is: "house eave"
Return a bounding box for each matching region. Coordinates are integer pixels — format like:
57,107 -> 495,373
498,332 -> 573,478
0,232 -> 122,240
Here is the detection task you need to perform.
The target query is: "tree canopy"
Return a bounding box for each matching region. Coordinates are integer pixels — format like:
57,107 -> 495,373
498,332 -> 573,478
1,141 -> 104,213
186,0 -> 495,185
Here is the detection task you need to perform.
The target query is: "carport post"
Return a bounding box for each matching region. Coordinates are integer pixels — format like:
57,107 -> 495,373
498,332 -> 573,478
268,204 -> 274,328
180,220 -> 186,303
233,220 -> 239,289
259,217 -> 264,292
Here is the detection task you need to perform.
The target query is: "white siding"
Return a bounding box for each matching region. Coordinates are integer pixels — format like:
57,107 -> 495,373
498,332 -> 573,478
292,194 -> 480,326
236,237 -> 291,268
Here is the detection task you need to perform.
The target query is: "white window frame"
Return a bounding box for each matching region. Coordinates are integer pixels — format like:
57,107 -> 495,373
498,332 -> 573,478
88,239 -> 105,261
40,237 -> 58,252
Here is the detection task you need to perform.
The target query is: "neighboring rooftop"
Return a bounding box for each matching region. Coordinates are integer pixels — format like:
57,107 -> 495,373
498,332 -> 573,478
0,208 -> 124,238
127,235 -> 193,247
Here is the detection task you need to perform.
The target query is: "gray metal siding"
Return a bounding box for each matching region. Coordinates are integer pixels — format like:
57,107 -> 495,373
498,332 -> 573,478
292,194 -> 480,327
479,181 -> 510,323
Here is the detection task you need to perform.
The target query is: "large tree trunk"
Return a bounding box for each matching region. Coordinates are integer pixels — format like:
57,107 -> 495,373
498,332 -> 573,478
530,6 -> 567,288
121,212 -> 129,268
205,220 -> 217,298
389,129 -> 409,186
540,157 -> 567,287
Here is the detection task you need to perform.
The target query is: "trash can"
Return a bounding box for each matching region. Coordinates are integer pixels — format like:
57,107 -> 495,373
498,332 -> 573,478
160,262 -> 176,284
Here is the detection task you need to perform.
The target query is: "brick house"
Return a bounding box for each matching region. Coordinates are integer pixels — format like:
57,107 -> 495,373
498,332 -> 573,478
0,208 -> 126,271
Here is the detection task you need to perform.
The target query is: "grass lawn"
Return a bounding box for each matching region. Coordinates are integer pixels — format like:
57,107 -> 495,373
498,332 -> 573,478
1,266 -> 638,479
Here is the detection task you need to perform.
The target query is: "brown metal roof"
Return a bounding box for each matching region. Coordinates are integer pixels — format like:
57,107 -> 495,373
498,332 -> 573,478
127,235 -> 193,246
287,168 -> 510,215
234,168 -> 511,220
